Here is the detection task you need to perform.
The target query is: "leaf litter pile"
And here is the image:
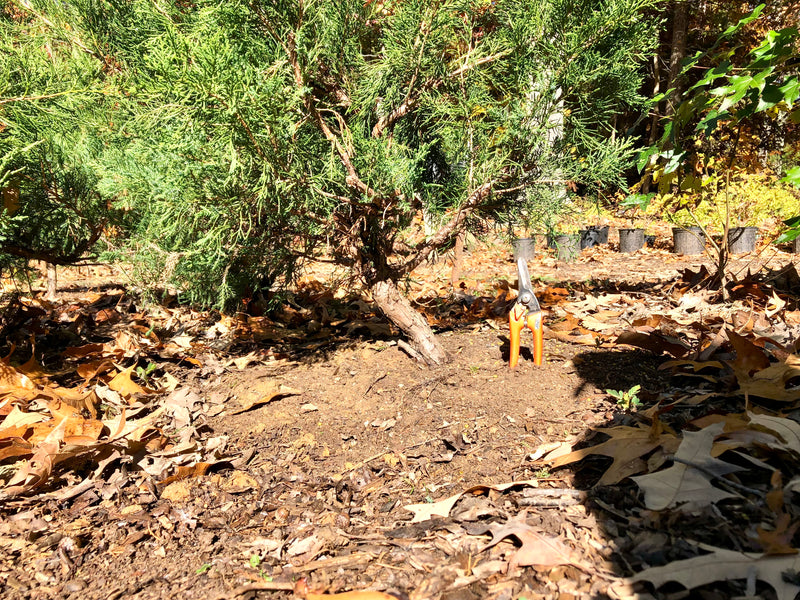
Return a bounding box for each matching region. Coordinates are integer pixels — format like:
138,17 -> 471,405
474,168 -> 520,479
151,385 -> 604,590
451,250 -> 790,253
1,244 -> 800,600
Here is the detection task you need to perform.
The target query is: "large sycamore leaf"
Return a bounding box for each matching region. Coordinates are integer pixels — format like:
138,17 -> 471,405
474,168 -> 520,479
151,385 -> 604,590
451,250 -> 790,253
631,546 -> 800,600
546,425 -> 680,486
632,422 -> 743,511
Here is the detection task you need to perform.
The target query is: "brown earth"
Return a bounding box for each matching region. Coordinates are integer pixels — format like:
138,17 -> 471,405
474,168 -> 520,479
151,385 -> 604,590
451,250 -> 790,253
1,229 -> 799,600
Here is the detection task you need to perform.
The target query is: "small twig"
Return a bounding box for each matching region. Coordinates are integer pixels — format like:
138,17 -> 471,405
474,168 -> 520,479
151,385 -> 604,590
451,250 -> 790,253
214,580 -> 294,600
288,551 -> 374,574
396,339 -> 424,362
591,496 -> 630,520
521,488 -> 587,498
363,371 -> 388,397
517,497 -> 582,508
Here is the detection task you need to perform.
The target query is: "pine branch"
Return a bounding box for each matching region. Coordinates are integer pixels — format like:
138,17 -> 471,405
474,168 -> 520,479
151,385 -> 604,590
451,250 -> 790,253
395,179 -> 499,276
12,0 -> 99,57
282,30 -> 377,199
0,90 -> 104,106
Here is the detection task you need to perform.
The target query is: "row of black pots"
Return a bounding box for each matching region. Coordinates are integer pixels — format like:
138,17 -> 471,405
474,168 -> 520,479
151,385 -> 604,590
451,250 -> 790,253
514,225 -> 773,262
617,226 -> 760,254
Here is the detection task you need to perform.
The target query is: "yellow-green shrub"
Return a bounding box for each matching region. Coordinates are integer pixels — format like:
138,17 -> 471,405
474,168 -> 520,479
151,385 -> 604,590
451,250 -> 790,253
647,173 -> 799,234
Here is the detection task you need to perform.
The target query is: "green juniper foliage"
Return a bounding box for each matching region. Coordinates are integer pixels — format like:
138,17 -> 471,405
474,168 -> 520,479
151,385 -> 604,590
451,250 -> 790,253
1,0 -> 661,361
0,0 -> 117,272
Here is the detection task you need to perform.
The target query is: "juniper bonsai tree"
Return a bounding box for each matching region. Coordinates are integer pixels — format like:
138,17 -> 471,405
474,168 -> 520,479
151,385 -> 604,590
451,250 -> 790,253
2,0 -> 661,364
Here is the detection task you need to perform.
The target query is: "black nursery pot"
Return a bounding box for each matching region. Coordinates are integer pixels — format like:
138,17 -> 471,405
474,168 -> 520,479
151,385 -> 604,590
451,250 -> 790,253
579,229 -> 599,249
618,228 -> 644,253
728,226 -> 758,254
672,227 -> 704,255
591,225 -> 609,244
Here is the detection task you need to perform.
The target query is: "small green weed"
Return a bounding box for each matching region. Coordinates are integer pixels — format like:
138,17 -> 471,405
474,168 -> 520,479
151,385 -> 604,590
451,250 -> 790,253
136,361 -> 157,383
248,555 -> 272,581
606,385 -> 642,410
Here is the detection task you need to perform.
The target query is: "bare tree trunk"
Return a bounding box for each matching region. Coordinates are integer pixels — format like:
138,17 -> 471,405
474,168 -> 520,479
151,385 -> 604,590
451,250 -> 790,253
642,53 -> 662,194
45,262 -> 57,300
370,279 -> 449,366
665,0 -> 689,118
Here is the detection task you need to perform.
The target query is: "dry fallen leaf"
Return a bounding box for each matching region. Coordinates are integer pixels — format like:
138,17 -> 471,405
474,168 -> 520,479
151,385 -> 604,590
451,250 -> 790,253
232,384 -> 302,414
735,354 -> 800,402
404,480 -> 542,522
727,330 -> 771,376
747,412 -> 800,454
546,425 -> 680,486
615,330 -> 690,358
631,545 -> 800,600
0,362 -> 35,392
478,510 -> 575,569
107,364 -> 148,399
632,422 -> 743,512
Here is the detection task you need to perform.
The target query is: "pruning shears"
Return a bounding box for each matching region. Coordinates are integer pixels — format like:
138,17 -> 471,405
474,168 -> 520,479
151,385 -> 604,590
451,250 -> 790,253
509,256 -> 543,367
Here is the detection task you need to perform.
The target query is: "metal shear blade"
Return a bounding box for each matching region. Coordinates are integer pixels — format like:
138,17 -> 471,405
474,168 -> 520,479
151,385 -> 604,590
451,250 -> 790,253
509,256 -> 543,367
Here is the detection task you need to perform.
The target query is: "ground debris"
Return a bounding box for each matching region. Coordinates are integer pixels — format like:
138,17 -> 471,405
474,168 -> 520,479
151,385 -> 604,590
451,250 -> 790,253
3,241 -> 800,599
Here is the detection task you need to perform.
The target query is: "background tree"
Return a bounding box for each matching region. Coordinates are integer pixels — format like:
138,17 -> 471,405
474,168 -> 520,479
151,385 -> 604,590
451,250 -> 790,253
2,0 -> 662,364
639,4 -> 799,295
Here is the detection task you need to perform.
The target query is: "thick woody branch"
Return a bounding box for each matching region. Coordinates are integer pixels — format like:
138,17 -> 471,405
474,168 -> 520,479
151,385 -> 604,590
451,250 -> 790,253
2,228 -> 103,266
395,180 -> 496,276
372,97 -> 420,138
281,31 -> 377,198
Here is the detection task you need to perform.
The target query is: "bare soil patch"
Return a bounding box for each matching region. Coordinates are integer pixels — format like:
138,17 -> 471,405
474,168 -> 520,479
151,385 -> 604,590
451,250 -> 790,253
1,232 -> 799,600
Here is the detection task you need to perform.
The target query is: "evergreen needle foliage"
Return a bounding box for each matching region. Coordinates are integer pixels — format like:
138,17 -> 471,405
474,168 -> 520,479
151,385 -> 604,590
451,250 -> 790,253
1,0 -> 662,361
0,0 -> 118,271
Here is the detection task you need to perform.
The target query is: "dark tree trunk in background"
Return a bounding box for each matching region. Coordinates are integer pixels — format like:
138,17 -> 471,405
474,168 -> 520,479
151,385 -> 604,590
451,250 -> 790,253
665,0 -> 689,118
450,231 -> 467,290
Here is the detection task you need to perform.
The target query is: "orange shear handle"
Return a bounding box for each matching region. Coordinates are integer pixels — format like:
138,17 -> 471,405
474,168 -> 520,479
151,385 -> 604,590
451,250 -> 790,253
509,304 -> 543,368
